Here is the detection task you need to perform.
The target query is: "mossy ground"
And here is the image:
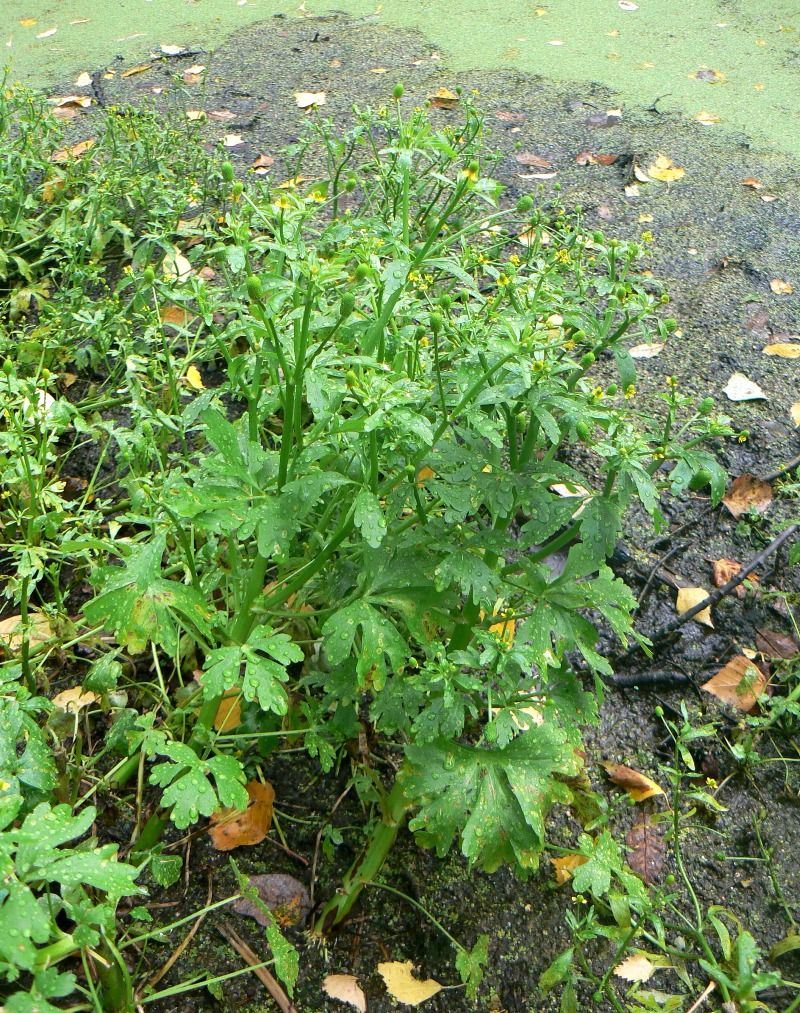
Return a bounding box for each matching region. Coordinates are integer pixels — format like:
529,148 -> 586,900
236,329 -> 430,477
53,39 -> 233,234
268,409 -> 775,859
36,13 -> 800,1012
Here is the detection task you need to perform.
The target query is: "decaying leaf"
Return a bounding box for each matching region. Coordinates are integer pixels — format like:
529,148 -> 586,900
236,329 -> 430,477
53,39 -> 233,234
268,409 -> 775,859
695,110 -> 721,125
74,71 -> 92,87
676,587 -> 713,627
323,975 -> 367,1012
49,94 -> 92,110
209,109 -> 238,122
515,152 -> 553,168
722,475 -> 772,519
0,613 -> 53,653
701,656 -> 767,712
690,67 -> 725,83
224,134 -> 244,148
160,305 -> 193,326
550,853 -> 588,884
763,342 -> 800,358
52,687 -> 98,713
712,558 -> 757,599
628,342 -> 664,359
741,176 -> 764,189
295,91 -> 326,109
602,762 -> 665,802
51,139 -> 95,163
251,153 -> 275,174
770,279 -> 793,295
186,110 -> 205,121
182,64 -> 206,83
755,628 -> 800,660
213,688 -> 241,731
575,150 -> 618,166
722,372 -> 766,401
377,962 -> 443,1006
427,87 -> 459,108
494,110 -> 526,124
162,247 -> 193,282
586,108 -> 623,127
208,780 -> 275,850
626,819 -> 666,885
646,154 -> 685,183
614,954 -> 657,982
232,872 -> 311,926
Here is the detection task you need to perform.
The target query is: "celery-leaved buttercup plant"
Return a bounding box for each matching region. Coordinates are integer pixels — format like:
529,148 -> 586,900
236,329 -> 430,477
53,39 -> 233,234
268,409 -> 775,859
85,91 -> 733,942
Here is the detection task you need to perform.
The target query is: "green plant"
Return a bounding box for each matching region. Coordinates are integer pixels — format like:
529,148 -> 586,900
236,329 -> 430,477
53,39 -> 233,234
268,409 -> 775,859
79,93 -> 733,952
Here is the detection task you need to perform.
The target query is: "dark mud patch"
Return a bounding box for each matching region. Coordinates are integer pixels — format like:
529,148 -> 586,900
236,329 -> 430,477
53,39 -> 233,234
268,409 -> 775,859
45,13 -> 800,1012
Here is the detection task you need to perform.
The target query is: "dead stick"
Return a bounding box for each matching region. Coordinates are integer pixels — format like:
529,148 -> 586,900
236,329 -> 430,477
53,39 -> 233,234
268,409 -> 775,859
622,524 -> 798,660
216,920 -> 300,1013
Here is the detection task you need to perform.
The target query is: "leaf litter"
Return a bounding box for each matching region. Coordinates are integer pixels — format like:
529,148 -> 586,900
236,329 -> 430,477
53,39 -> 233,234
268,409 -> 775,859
377,961 -> 443,1006
702,656 -> 767,712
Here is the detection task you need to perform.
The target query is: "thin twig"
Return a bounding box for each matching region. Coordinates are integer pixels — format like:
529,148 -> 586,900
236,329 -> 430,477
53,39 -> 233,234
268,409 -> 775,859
216,920 -> 299,1013
624,524 -> 798,660
762,451 -> 800,483
685,981 -> 716,1013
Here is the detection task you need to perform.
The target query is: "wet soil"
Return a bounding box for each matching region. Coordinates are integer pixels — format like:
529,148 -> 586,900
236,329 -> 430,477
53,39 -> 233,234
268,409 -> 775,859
42,13 -> 800,1013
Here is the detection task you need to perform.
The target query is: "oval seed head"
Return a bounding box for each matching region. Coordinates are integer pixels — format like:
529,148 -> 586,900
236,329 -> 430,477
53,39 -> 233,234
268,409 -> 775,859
246,275 -> 264,302
393,83 -> 404,100
221,161 -> 235,183
516,195 -> 534,213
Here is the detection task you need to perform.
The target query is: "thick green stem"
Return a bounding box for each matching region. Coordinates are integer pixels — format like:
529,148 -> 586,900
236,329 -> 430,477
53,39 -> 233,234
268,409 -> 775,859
313,774 -> 410,933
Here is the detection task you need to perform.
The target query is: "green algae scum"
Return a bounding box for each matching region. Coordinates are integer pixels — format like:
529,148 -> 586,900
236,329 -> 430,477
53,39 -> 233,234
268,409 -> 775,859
6,0 -> 800,155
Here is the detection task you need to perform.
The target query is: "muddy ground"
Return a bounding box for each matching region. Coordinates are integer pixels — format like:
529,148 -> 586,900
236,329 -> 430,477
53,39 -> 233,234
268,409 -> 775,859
45,14 -> 800,1012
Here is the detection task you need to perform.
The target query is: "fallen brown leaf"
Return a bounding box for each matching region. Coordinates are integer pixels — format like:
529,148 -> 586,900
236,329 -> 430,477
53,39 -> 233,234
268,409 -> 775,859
427,87 -> 459,108
575,150 -> 618,166
52,687 -> 98,712
51,139 -> 95,163
755,628 -> 800,660
323,974 -> 367,1012
515,151 -> 553,168
722,475 -> 772,519
232,873 -> 311,927
550,853 -> 588,884
602,762 -> 665,802
701,656 -> 767,711
712,558 -> 757,599
208,780 -> 274,850
626,819 -> 665,884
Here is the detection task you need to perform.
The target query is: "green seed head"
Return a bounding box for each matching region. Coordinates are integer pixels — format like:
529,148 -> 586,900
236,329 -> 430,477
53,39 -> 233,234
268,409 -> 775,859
439,294 -> 452,311
430,312 -> 443,334
345,369 -> 359,389
340,292 -> 355,318
354,263 -> 370,282
580,351 -> 596,368
221,161 -> 235,183
575,420 -> 590,440
516,195 -> 534,213
142,267 -> 155,285
664,316 -> 678,331
232,181 -> 243,198
698,397 -> 714,415
393,83 -> 405,100
246,275 -> 264,302
345,176 -> 357,192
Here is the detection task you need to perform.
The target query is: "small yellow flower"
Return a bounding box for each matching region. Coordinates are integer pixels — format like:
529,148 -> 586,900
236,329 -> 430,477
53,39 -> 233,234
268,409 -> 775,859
272,196 -> 292,211
460,166 -> 479,182
509,254 -> 521,265
592,386 -> 604,399
641,229 -> 654,243
555,248 -> 571,264
624,384 -> 636,399
497,273 -> 511,286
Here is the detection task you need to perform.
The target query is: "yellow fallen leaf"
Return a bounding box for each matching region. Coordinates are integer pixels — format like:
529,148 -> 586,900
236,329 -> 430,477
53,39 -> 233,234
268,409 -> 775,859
185,364 -> 204,390
550,853 -> 588,884
676,587 -> 713,627
51,138 -> 95,163
614,953 -> 657,983
427,86 -> 459,108
647,154 -> 685,182
186,110 -> 205,121
0,614 -> 52,654
602,761 -> 665,802
323,974 -> 367,1012
19,17 -> 38,28
162,247 -> 193,282
377,962 -> 442,1006
49,94 -> 92,109
121,62 -> 152,78
224,133 -> 244,147
52,687 -> 98,713
74,71 -> 92,87
695,110 -> 720,125
763,342 -> 800,358
295,91 -> 326,109
770,278 -> 793,295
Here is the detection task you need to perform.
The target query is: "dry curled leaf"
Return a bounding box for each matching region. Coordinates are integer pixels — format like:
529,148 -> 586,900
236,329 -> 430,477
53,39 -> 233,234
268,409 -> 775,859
712,558 -> 757,599
427,87 -> 459,108
602,762 -> 665,802
575,150 -> 618,166
741,176 -> 764,189
723,372 -> 766,401
378,962 -> 443,1006
550,853 -> 588,884
628,342 -> 664,359
701,656 -> 767,712
587,108 -> 623,127
755,628 -> 800,660
770,279 -> 793,295
208,780 -> 274,850
676,587 -> 713,627
52,687 -> 98,713
722,475 -> 772,519
295,90 -> 326,109
251,153 -> 275,174
515,151 -> 553,168
232,872 -> 311,926
323,974 -> 367,1012
121,63 -> 152,78
763,342 -> 800,358
626,819 -> 666,884
614,953 -> 657,982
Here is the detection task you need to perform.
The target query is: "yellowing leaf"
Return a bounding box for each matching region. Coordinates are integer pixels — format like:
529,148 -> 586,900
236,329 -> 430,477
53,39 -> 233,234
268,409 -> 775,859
427,87 -> 459,108
628,342 -> 664,359
723,371 -> 766,401
377,962 -> 443,1006
323,974 -> 367,1012
0,614 -> 52,654
763,342 -> 800,358
162,247 -> 193,282
52,687 -> 98,713
676,587 -> 713,627
702,656 -> 767,712
550,853 -> 588,884
121,62 -> 152,78
646,154 -> 685,182
295,91 -> 326,109
602,762 -> 665,802
614,954 -> 657,982
51,138 -> 95,163
185,364 -> 204,390
770,278 -> 794,295
19,17 -> 38,28
695,110 -> 721,125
